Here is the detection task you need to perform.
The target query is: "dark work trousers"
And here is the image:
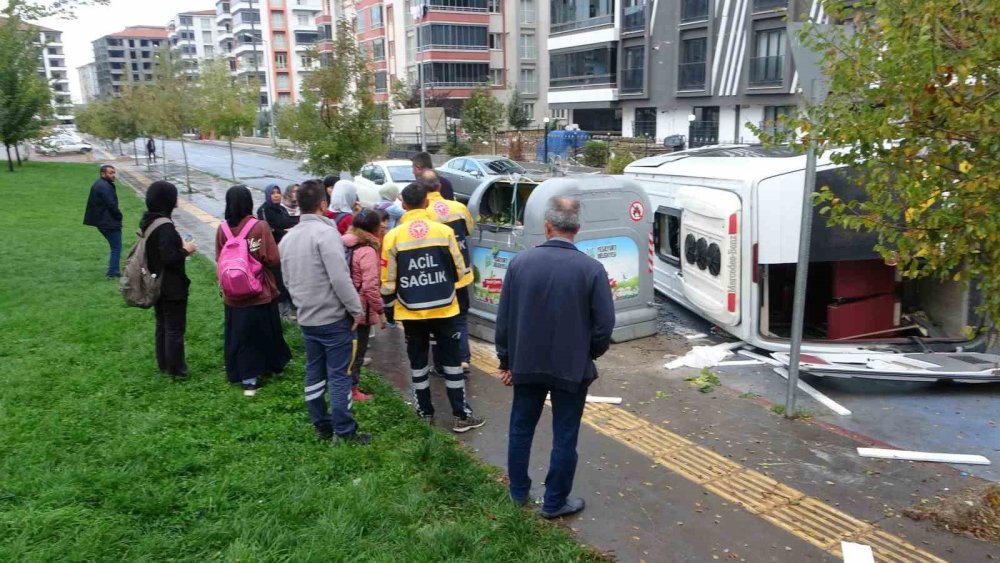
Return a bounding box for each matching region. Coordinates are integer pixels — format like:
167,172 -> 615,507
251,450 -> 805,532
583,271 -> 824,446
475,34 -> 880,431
349,324 -> 371,385
154,298 -> 188,376
507,382 -> 588,512
99,228 -> 122,277
432,288 -> 470,370
271,264 -> 292,307
301,317 -> 358,438
404,316 -> 472,418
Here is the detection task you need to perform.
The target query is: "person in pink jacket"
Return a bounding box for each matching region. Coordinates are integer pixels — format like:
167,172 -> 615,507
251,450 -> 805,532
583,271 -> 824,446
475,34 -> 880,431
343,208 -> 388,402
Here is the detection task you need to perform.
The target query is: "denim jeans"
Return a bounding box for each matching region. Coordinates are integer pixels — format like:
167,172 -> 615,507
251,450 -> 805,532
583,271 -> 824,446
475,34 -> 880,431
99,228 -> 122,277
507,383 -> 588,512
301,318 -> 358,437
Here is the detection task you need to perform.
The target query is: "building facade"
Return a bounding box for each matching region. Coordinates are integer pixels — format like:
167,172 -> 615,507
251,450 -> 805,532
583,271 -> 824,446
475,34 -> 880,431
167,9 -> 220,74
77,62 -> 100,104
549,0 -> 820,146
34,24 -> 74,126
91,26 -> 169,98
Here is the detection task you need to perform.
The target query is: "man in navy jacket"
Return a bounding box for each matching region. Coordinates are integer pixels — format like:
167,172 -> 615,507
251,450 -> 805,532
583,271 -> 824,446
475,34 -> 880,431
495,196 -> 615,519
83,164 -> 123,278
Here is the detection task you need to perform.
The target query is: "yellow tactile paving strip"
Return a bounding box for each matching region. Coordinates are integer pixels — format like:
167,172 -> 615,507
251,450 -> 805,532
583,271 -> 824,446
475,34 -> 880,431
108,160 -> 946,563
468,342 -> 945,563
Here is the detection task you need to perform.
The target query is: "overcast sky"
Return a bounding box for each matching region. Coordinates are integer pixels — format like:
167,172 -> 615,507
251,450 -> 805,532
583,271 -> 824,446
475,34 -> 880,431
12,0 -> 218,103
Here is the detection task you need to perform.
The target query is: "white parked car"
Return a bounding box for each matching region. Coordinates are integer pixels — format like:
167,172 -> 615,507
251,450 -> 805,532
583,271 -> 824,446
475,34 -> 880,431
35,137 -> 92,156
353,159 -> 416,206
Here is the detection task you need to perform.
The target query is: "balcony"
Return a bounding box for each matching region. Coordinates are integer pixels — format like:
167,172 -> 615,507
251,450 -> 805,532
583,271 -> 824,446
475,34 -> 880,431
290,0 -> 321,10
622,6 -> 645,33
749,55 -> 783,86
677,62 -> 706,90
753,0 -> 787,12
620,68 -> 643,93
426,0 -> 489,13
550,73 -> 615,89
680,0 -> 709,22
551,14 -> 614,34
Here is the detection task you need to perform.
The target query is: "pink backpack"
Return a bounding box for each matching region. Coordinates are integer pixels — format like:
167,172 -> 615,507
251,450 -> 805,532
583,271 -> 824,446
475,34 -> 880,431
217,219 -> 264,299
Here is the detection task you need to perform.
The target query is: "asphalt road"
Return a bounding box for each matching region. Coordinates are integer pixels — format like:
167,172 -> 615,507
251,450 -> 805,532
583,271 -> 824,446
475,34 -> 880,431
158,139 -> 310,191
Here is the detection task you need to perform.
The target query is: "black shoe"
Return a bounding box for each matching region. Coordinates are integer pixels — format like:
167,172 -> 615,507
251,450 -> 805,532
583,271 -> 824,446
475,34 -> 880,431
314,425 -> 333,440
242,382 -> 259,397
452,414 -> 486,433
539,497 -> 585,519
334,432 -> 372,445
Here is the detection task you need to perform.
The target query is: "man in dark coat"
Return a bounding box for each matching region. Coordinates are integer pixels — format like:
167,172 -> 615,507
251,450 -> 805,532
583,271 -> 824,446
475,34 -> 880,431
146,138 -> 156,164
495,196 -> 615,519
412,152 -> 454,200
83,164 -> 124,278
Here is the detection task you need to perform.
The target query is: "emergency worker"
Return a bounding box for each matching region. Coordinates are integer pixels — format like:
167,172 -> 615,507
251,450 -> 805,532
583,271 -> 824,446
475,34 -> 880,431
415,169 -> 474,374
380,184 -> 486,433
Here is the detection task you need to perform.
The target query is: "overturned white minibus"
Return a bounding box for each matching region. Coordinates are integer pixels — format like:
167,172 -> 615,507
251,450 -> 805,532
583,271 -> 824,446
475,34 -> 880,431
624,145 -> 998,381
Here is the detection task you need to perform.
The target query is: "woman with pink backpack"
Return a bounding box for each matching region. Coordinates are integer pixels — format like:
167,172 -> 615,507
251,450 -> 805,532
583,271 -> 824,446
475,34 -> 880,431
215,185 -> 291,397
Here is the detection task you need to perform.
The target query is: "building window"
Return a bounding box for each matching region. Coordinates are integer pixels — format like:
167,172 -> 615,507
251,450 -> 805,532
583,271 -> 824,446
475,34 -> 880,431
273,32 -> 286,47
418,24 -> 488,50
680,0 -> 709,22
549,47 -> 616,88
272,12 -> 285,27
371,6 -> 383,28
201,17 -> 213,29
490,68 -> 503,85
689,106 -> 720,147
277,73 -> 290,89
180,16 -> 193,26
488,0 -> 501,13
621,45 -> 644,93
276,53 -> 287,68
420,62 -> 489,86
678,37 -> 707,90
375,70 -> 388,91
762,105 -> 796,136
551,0 -> 614,34
294,32 -> 318,44
654,207 -> 682,265
518,33 -> 536,60
750,28 -> 785,86
427,0 -> 490,10
357,10 -> 367,31
634,107 -> 656,138
202,31 -> 214,44
519,0 -> 536,24
301,55 -> 313,68
298,14 -> 311,26
753,0 -> 788,12
237,11 -> 261,24
372,38 -> 386,61
488,33 -> 502,50
278,93 -> 292,104
519,68 -> 536,94
622,0 -> 645,32
522,103 -> 534,119
204,45 -> 214,56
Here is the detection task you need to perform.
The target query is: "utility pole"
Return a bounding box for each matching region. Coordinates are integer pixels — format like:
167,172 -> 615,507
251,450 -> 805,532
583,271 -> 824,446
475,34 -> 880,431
247,0 -> 274,143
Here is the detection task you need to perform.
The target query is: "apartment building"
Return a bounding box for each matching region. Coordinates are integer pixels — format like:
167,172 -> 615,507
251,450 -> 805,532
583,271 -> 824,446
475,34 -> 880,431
167,9 -> 220,73
216,0 -> 323,110
548,0 -> 816,145
33,24 -> 74,126
319,0 -> 548,127
91,26 -> 169,98
77,62 -> 100,104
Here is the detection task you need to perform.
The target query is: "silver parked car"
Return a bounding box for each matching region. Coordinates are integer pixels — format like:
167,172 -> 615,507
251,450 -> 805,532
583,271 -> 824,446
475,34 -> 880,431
437,155 -> 528,201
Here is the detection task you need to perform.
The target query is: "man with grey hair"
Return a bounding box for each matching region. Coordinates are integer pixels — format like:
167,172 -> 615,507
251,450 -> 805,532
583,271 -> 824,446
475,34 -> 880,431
495,196 -> 615,519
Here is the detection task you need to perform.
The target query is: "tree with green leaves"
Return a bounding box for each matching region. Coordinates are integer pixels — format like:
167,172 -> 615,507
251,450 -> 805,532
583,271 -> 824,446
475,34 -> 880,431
0,8 -> 51,171
5,0 -> 109,20
506,88 -> 531,131
194,58 -> 259,182
147,47 -> 197,191
461,84 -> 504,145
276,19 -> 383,177
767,0 -> 1000,325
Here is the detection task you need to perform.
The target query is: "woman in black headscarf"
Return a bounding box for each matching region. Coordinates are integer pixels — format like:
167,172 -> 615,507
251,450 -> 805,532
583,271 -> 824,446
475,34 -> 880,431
141,180 -> 197,379
215,185 -> 291,397
256,183 -> 299,317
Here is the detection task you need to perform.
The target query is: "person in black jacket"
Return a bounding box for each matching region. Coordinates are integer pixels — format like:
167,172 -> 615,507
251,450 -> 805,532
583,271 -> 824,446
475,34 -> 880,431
257,183 -> 299,317
141,181 -> 197,379
83,165 -> 124,278
412,152 -> 454,200
495,196 -> 615,519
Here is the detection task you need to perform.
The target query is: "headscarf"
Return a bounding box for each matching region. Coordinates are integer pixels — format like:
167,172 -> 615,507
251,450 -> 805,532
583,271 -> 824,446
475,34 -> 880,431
379,183 -> 400,202
263,183 -> 282,211
140,180 -> 178,230
283,183 -> 299,212
224,185 -> 255,229
330,179 -> 358,213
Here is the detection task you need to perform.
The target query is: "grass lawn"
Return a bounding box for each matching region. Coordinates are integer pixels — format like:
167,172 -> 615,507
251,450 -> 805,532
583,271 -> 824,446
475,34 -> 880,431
0,162 -> 601,561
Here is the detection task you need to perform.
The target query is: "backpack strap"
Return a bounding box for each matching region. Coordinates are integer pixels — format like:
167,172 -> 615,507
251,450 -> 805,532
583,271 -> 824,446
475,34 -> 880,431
236,218 -> 258,240
221,221 -> 235,241
142,217 -> 172,238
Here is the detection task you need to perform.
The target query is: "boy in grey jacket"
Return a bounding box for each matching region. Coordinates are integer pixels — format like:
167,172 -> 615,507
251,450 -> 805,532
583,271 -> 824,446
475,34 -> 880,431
279,180 -> 369,444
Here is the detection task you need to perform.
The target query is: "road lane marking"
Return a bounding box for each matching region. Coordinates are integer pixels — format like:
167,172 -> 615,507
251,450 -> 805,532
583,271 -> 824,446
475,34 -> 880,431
468,341 -> 944,563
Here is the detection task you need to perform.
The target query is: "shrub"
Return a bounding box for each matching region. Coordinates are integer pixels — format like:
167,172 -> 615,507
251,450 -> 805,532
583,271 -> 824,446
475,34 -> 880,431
606,150 -> 636,174
444,140 -> 471,157
581,140 -> 609,168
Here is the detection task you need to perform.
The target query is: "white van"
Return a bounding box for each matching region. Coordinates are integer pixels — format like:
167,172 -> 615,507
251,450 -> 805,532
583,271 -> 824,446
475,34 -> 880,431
625,145 -> 998,381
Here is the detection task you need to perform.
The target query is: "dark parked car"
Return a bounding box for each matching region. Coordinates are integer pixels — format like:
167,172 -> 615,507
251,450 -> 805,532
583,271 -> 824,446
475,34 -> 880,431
437,156 -> 529,201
